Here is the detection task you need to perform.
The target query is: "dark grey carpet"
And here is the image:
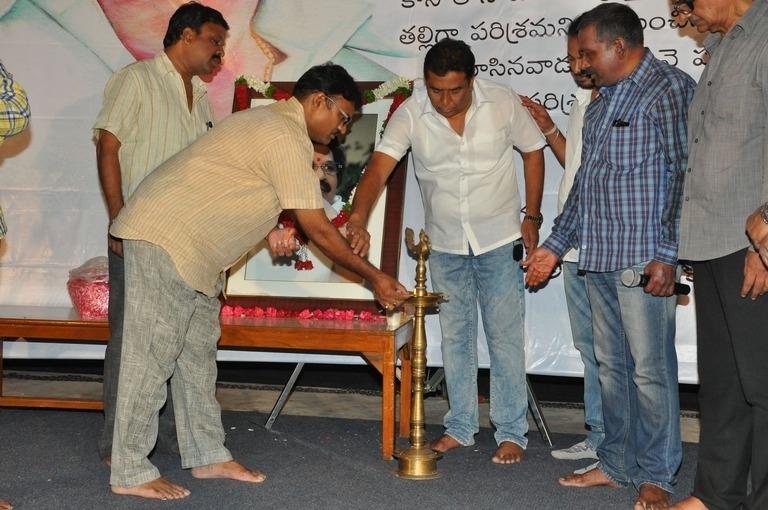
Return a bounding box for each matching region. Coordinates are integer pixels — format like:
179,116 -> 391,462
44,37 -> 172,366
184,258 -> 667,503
0,408 -> 696,509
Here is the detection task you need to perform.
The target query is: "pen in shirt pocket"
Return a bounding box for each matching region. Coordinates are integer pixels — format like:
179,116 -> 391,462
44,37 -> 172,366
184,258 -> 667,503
612,119 -> 630,127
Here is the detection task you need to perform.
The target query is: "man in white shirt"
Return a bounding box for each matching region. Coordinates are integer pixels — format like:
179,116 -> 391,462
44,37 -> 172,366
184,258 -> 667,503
348,38 -> 545,464
520,14 -> 603,469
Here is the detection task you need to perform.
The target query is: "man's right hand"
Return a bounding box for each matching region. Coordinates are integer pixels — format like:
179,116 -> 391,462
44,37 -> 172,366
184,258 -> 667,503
345,151 -> 400,257
345,214 -> 371,257
746,206 -> 768,267
519,95 -> 555,133
108,234 -> 123,258
370,273 -> 410,311
520,246 -> 558,288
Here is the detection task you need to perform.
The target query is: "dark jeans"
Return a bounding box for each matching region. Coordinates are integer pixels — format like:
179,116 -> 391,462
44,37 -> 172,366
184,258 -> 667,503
690,249 -> 768,509
99,247 -> 177,459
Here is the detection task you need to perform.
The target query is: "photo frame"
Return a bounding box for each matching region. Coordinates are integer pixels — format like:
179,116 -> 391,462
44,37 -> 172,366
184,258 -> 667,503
225,82 -> 408,313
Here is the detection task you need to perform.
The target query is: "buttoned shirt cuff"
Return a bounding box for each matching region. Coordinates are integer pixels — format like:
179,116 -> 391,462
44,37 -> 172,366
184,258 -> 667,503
541,233 -> 572,261
654,241 -> 679,268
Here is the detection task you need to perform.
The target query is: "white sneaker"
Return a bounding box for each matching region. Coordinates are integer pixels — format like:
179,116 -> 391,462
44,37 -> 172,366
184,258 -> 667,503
573,461 -> 599,475
550,440 -> 598,460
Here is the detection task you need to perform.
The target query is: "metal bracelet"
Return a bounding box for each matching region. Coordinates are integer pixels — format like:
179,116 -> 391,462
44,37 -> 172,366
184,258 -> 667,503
760,202 -> 768,225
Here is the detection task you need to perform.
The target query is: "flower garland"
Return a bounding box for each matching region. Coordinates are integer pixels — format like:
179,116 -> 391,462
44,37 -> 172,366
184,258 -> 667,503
234,75 -> 415,135
361,77 -> 413,136
234,75 -> 291,110
221,304 -> 385,322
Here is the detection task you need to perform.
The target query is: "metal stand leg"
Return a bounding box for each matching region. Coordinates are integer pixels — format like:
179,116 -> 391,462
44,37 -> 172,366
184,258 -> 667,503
424,368 -> 445,395
264,362 -> 305,430
526,376 -> 552,446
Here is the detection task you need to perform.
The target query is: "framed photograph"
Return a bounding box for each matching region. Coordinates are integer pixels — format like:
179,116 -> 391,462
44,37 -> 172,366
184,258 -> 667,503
225,82 -> 408,313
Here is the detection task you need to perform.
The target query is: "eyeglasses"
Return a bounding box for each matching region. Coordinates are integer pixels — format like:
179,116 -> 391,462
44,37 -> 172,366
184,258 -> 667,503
313,162 -> 342,176
673,0 -> 693,16
325,95 -> 352,126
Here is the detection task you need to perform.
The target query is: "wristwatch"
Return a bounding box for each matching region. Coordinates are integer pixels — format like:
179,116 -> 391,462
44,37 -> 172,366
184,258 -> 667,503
523,212 -> 544,228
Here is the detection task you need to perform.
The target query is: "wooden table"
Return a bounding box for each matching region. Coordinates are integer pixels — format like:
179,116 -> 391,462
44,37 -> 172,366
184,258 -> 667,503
0,305 -> 413,459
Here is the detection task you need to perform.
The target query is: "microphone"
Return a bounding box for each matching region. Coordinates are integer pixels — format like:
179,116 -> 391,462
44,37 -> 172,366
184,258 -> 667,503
620,269 -> 690,296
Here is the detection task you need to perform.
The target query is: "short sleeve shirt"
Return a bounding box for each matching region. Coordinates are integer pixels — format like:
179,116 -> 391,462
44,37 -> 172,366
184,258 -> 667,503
110,98 -> 323,297
93,52 -> 215,199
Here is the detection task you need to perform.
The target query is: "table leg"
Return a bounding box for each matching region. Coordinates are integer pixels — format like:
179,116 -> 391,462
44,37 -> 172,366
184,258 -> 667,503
398,345 -> 411,438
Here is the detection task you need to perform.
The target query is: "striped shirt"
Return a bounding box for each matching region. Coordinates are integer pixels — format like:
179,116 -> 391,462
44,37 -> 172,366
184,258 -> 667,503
543,49 -> 696,272
110,98 -> 323,297
0,60 -> 31,238
93,52 -> 214,200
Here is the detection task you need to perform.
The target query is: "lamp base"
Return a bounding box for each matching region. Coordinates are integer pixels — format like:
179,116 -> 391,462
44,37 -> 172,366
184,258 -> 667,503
392,446 -> 443,479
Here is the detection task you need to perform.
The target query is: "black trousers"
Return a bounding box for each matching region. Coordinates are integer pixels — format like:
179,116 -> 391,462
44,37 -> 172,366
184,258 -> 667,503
691,248 -> 768,510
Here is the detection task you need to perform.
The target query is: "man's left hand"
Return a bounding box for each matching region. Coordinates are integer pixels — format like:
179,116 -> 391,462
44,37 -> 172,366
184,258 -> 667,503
741,250 -> 768,300
641,260 -> 676,297
345,219 -> 371,257
266,227 -> 300,257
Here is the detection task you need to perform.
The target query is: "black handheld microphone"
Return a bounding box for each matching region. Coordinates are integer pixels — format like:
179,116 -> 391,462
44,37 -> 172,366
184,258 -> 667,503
620,269 -> 690,296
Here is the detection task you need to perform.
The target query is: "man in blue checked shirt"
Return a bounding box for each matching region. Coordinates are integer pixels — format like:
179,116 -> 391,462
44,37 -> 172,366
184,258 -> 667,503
522,4 -> 695,510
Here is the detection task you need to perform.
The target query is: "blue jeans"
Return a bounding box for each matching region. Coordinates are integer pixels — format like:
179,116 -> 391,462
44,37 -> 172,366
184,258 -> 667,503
429,242 -> 528,448
562,261 -> 604,450
585,264 -> 681,493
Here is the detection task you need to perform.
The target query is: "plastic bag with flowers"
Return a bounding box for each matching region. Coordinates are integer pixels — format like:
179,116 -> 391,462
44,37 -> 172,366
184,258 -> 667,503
67,256 -> 109,319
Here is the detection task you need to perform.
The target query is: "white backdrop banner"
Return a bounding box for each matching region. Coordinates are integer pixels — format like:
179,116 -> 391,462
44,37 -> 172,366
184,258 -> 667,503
0,0 -> 703,383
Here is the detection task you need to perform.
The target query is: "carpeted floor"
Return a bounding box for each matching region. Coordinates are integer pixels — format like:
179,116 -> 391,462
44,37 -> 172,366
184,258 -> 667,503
0,408 -> 696,510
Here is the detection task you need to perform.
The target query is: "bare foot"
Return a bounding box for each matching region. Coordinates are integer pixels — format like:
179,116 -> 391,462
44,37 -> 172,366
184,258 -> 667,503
0,498 -> 12,510
492,441 -> 524,464
191,460 -> 266,483
111,477 -> 190,500
558,467 -> 620,488
635,484 -> 670,510
666,496 -> 708,509
426,434 -> 463,453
